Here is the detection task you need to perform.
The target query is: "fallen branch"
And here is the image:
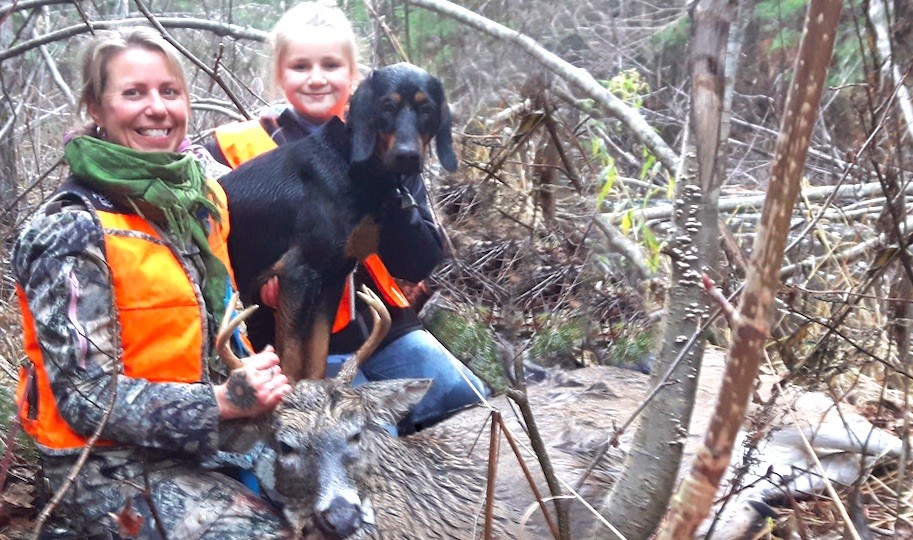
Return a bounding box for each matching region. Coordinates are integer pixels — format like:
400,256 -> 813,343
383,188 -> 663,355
603,180 -> 913,224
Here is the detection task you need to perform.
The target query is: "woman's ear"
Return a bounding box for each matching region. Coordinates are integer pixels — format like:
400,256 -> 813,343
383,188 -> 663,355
86,101 -> 103,128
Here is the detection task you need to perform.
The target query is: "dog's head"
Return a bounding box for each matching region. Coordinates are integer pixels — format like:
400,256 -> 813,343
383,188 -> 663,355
348,62 -> 458,174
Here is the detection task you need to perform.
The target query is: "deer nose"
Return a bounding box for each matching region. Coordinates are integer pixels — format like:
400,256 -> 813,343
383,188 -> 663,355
314,496 -> 363,538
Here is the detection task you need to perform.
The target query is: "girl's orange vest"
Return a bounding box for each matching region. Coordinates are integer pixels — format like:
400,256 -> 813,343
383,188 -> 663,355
16,181 -> 235,451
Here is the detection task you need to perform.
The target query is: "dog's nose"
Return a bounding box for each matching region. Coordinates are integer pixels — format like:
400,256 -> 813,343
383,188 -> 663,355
393,149 -> 422,173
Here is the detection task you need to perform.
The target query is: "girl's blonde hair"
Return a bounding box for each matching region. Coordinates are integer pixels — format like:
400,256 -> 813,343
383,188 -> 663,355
77,26 -> 188,118
269,1 -> 359,85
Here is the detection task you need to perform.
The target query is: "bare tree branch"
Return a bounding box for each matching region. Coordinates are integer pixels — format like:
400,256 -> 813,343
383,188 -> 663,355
657,1 -> 844,536
404,0 -> 680,176
0,0 -> 69,21
0,17 -> 267,63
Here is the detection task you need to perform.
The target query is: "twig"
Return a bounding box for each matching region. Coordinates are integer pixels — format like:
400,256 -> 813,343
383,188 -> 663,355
0,17 -> 267,62
0,385 -> 27,491
32,370 -> 119,537
505,386 -> 569,540
701,274 -> 741,327
131,0 -> 252,119
483,411 -> 500,540
360,0 -> 410,63
141,460 -> 170,539
495,411 -> 560,540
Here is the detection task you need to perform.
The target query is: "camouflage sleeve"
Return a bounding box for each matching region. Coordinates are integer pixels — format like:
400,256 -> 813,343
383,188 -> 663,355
185,143 -> 232,180
12,204 -> 221,457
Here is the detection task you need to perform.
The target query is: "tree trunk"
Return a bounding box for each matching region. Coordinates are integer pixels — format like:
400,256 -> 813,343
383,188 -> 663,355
0,15 -> 18,232
656,1 -> 844,537
595,2 -> 732,538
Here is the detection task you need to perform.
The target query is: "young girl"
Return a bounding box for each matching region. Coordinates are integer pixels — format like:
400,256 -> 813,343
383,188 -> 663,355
207,1 -> 488,433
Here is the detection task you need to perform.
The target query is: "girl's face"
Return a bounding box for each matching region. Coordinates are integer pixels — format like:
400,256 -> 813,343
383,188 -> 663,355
89,47 -> 189,153
277,30 -> 355,125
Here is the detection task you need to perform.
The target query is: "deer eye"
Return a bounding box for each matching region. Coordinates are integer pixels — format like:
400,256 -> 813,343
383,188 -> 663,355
278,440 -> 295,455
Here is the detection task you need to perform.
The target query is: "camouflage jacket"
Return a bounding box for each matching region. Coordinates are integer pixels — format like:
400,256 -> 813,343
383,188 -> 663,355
13,144 -> 234,461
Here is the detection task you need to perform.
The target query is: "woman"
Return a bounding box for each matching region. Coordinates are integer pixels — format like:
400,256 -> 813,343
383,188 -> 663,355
206,1 -> 487,434
13,27 -> 292,537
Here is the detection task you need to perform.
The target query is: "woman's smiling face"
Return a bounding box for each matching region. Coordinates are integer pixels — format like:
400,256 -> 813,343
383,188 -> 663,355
89,47 -> 189,152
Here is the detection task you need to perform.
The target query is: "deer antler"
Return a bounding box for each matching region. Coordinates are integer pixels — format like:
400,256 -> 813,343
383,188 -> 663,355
216,292 -> 259,370
335,285 -> 391,384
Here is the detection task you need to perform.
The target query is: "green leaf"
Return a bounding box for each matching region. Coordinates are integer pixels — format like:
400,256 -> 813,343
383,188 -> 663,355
639,150 -> 657,182
595,159 -> 617,208
621,209 -> 634,235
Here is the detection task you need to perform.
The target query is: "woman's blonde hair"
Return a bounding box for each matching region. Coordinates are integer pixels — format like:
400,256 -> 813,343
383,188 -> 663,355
269,1 -> 359,86
77,26 -> 188,118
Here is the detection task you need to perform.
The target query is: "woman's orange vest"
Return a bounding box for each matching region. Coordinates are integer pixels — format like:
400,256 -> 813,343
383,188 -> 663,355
16,181 -> 235,451
214,120 -> 409,332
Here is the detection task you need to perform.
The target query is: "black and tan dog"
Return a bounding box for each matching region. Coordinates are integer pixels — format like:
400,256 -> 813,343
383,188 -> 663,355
219,62 -> 457,383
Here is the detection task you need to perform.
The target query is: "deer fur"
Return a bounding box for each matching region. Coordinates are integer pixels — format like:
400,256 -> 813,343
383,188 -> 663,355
220,349 -> 903,539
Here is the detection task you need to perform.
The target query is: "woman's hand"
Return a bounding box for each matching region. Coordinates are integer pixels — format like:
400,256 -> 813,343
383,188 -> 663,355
214,346 -> 292,420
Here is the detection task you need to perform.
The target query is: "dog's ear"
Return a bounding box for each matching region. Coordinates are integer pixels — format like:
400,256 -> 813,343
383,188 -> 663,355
431,78 -> 458,172
324,116 -> 349,156
349,71 -> 377,163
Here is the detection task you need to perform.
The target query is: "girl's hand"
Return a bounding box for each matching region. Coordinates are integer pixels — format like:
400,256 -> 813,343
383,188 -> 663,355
214,346 -> 291,419
259,276 -> 280,309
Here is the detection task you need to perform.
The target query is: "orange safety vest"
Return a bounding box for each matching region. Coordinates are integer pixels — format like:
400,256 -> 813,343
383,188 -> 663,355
214,119 -> 279,169
16,181 -> 236,451
215,120 -> 410,333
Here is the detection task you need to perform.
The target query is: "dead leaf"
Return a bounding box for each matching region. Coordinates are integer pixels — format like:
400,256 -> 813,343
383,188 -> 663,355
1,482 -> 34,509
109,499 -> 144,538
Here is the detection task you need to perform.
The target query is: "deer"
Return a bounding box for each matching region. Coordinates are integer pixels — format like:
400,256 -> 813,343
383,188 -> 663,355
216,299 -> 905,539
216,292 -> 618,538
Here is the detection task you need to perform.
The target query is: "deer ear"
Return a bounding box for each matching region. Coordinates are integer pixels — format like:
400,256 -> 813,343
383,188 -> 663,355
253,444 -> 280,499
360,379 -> 432,425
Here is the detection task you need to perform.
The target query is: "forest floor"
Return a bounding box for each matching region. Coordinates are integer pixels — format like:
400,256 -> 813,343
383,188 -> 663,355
1,348 -> 907,538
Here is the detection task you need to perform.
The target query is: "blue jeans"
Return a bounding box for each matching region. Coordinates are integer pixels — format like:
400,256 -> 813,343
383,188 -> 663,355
326,329 -> 489,433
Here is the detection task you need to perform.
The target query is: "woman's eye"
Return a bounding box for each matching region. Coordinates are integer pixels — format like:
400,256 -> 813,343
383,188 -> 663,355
122,89 -> 140,98
162,87 -> 181,98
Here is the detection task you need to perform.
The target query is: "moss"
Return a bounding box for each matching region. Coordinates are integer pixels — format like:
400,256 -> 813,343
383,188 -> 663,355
0,379 -> 39,465
424,306 -> 509,392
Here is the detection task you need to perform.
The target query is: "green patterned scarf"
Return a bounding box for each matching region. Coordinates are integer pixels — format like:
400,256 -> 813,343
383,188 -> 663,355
64,136 -> 229,324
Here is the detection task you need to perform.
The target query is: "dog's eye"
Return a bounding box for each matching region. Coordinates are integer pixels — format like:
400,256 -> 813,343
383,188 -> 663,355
417,104 -> 436,121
